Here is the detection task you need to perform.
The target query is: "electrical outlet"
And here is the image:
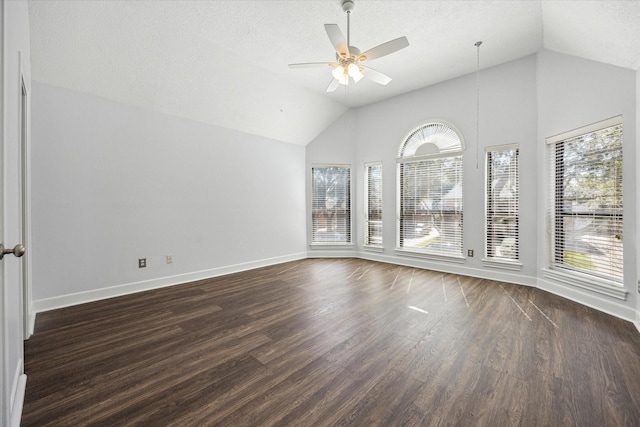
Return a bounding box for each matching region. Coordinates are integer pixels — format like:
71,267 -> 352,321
166,255 -> 173,264
138,258 -> 146,268
467,249 -> 474,257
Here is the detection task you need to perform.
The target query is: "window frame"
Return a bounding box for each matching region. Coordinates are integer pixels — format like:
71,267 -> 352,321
364,161 -> 383,249
483,144 -> 521,269
544,116 -> 625,299
310,164 -> 352,246
396,121 -> 465,261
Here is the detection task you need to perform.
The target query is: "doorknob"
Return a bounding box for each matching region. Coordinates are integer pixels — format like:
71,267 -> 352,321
0,244 -> 25,260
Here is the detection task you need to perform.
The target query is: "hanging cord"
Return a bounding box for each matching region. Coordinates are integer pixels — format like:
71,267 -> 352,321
347,10 -> 351,47
475,41 -> 482,169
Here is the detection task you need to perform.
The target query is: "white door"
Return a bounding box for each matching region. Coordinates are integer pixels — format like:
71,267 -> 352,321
1,11 -> 30,423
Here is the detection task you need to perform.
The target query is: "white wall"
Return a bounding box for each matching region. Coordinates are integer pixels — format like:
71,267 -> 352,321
2,1 -> 31,425
308,54 -> 539,286
536,49 -> 637,321
30,82 -> 307,310
307,50 -> 638,322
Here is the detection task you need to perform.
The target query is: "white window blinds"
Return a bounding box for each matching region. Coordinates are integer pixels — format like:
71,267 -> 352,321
398,156 -> 464,256
311,166 -> 351,244
548,117 -> 623,283
486,145 -> 519,261
364,163 -> 382,247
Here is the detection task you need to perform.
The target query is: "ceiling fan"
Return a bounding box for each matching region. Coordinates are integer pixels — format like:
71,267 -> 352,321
288,0 -> 409,92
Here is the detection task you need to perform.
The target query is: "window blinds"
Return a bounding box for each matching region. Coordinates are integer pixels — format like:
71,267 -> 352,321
548,119 -> 623,283
486,146 -> 519,261
398,155 -> 463,256
365,163 -> 383,247
311,166 -> 351,244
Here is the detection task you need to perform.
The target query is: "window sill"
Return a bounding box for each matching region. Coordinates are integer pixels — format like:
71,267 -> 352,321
310,242 -> 354,249
363,245 -> 384,253
395,248 -> 465,264
482,258 -> 523,271
542,268 -> 627,300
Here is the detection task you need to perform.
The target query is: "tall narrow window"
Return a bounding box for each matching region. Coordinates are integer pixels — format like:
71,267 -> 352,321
311,165 -> 351,244
547,116 -> 623,284
397,122 -> 464,258
486,145 -> 519,262
364,162 -> 382,247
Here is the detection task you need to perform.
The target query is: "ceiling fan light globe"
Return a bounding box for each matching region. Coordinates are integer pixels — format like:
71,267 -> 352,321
353,72 -> 364,83
338,74 -> 350,85
332,66 -> 345,80
347,63 -> 359,76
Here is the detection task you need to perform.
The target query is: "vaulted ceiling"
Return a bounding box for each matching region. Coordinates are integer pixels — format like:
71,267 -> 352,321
28,1 -> 640,145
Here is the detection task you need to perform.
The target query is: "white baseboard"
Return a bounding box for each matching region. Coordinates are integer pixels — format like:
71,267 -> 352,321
10,361 -> 27,427
33,252 -> 306,313
358,250 -> 536,287
538,277 -> 636,323
10,375 -> 27,427
307,248 -> 358,258
635,321 -> 640,334
28,307 -> 36,338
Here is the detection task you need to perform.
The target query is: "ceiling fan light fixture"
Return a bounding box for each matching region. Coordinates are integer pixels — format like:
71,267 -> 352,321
288,0 -> 409,91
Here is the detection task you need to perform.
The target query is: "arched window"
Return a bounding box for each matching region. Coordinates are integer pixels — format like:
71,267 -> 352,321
397,121 -> 464,258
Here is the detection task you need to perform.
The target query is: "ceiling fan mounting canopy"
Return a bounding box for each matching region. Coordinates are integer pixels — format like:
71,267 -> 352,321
288,0 -> 409,92
342,0 -> 355,14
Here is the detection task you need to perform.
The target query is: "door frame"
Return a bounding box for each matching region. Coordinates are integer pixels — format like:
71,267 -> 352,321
19,70 -> 31,339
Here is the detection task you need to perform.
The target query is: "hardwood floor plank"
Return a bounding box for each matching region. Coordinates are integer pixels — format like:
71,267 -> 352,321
22,259 -> 640,426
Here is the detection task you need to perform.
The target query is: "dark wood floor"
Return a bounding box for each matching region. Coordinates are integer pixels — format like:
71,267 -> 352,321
22,259 -> 640,426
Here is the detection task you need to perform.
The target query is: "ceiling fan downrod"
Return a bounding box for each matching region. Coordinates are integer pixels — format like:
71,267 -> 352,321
343,0 -> 354,47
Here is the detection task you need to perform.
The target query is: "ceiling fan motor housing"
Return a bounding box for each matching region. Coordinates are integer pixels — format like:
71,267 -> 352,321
336,46 -> 361,61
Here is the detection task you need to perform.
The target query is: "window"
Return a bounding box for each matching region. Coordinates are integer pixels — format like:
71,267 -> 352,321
397,122 -> 464,258
486,145 -> 519,262
364,162 -> 382,247
311,165 -> 351,244
547,116 -> 623,284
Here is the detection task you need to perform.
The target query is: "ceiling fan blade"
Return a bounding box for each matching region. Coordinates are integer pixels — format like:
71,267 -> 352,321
288,62 -> 337,69
326,78 -> 340,93
325,24 -> 349,56
359,36 -> 409,62
361,66 -> 392,85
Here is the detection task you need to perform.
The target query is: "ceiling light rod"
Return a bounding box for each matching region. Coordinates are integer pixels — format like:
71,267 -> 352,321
475,41 -> 482,170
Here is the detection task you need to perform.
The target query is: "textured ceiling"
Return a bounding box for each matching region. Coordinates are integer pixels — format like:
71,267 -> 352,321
28,0 -> 640,145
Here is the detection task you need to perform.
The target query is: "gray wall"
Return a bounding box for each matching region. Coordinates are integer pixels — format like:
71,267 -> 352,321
28,50 -> 639,323
307,51 -> 638,322
536,50 -> 636,320
308,54 -> 538,284
31,82 -> 307,308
